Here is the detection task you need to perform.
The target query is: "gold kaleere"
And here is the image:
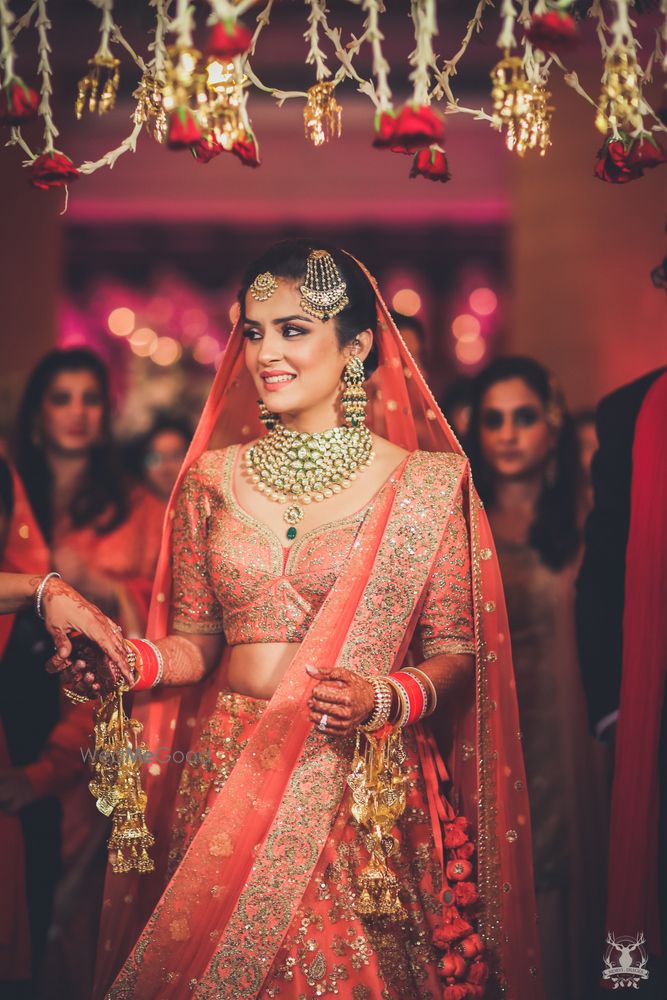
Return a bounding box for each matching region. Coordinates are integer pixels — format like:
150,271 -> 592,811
76,54 -> 120,118
595,47 -> 642,135
304,81 -> 342,146
491,52 -> 553,156
347,728 -> 408,918
88,685 -> 155,874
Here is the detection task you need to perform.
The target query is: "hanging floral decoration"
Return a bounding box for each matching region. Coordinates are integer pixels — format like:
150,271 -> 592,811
0,0 -> 664,194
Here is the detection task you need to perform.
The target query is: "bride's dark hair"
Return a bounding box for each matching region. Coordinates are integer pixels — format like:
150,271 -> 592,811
239,238 -> 380,377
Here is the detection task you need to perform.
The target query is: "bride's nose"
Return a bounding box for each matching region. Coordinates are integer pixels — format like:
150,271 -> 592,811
257,329 -> 285,366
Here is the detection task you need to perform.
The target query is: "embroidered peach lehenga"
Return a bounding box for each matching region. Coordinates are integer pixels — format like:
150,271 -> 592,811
94,263 -> 545,1000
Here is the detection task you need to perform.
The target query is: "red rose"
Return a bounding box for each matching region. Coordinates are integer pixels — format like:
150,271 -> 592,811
443,817 -> 469,848
372,109 -> 398,148
167,106 -> 202,150
454,881 -> 479,907
433,916 -> 474,946
205,19 -> 253,59
410,145 -> 451,182
231,131 -> 260,167
594,136 -> 666,184
628,137 -> 667,170
29,151 -> 79,190
191,133 -> 223,163
459,932 -> 484,959
438,952 -> 468,980
443,985 -> 473,1000
0,77 -> 39,125
466,958 -> 489,986
594,139 -> 636,184
446,859 -> 473,882
525,12 -> 578,56
453,841 -> 475,860
389,103 -> 444,153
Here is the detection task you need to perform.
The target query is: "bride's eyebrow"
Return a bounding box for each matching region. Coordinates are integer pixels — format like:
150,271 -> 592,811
273,314 -> 314,324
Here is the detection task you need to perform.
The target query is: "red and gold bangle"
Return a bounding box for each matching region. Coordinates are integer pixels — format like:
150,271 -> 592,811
126,638 -> 163,691
392,671 -> 426,725
402,669 -> 429,717
403,667 -> 438,717
386,675 -> 411,727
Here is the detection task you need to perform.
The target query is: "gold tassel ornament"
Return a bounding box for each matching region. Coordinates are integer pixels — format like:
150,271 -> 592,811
76,54 -> 120,118
88,685 -> 155,874
133,73 -> 168,144
304,81 -> 342,146
491,52 -> 553,156
347,728 -> 408,919
595,47 -> 642,135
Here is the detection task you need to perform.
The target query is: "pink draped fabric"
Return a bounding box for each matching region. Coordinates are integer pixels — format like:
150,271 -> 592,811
94,260 -> 545,1000
605,370 -> 667,955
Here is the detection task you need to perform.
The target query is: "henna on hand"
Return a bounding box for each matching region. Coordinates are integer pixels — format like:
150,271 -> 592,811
305,664 -> 376,734
40,575 -> 127,672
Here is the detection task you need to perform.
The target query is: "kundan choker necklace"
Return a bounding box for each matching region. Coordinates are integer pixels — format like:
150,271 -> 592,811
245,423 -> 375,540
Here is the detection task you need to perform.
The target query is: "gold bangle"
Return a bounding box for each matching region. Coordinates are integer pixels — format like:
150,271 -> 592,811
64,687 -> 90,704
359,678 -> 392,733
385,676 -> 409,727
124,639 -> 142,688
404,667 -> 438,717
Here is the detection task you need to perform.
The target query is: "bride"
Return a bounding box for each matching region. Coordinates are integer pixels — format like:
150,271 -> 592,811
56,240 -> 544,1000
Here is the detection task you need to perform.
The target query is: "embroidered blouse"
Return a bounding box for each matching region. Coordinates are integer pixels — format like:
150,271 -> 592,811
171,446 -> 475,659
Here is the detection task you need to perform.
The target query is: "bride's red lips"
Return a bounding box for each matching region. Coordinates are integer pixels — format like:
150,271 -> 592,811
260,370 -> 295,378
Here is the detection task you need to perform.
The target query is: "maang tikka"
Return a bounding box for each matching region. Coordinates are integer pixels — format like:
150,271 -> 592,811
250,271 -> 278,302
300,250 -> 349,322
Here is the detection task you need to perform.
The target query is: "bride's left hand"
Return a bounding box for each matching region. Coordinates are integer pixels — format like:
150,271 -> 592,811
306,664 -> 375,735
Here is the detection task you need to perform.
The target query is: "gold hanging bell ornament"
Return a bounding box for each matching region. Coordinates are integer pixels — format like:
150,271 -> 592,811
491,53 -> 553,156
203,59 -> 245,150
347,728 -> 408,919
304,81 -> 342,146
595,47 -> 642,135
161,44 -> 206,116
88,685 -> 155,874
76,54 -> 121,118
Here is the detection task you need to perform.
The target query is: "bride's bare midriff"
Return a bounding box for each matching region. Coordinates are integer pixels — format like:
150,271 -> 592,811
227,642 -> 301,700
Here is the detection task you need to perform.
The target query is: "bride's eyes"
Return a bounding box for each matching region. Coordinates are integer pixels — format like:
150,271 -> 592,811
242,324 -> 308,341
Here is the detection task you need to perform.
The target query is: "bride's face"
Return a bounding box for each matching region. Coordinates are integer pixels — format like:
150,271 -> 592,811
242,280 -> 351,420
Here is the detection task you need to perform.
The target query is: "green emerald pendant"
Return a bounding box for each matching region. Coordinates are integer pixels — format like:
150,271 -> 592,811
286,526 -> 297,541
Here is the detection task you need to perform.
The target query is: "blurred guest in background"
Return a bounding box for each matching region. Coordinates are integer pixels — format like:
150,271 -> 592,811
573,408 -> 598,518
576,366 -> 667,998
390,310 -> 427,375
440,375 -> 475,440
0,349 -> 162,998
466,355 -> 609,1000
124,414 -> 191,505
14,349 -> 163,636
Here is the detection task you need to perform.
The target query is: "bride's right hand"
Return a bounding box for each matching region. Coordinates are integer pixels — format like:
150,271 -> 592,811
47,633 -> 132,699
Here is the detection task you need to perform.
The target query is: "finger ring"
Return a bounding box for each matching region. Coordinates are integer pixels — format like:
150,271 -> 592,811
318,713 -> 328,731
